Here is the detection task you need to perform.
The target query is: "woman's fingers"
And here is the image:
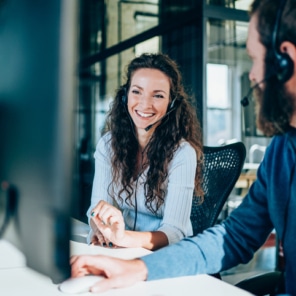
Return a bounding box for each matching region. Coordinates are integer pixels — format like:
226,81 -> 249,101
92,210 -> 123,231
100,208 -> 121,226
90,235 -> 99,245
91,201 -> 121,226
90,201 -> 125,247
91,232 -> 106,247
90,219 -> 108,246
91,200 -> 111,218
91,218 -> 114,247
95,231 -> 107,246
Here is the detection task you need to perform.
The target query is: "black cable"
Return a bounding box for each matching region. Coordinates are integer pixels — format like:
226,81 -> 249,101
133,149 -> 148,231
133,177 -> 139,231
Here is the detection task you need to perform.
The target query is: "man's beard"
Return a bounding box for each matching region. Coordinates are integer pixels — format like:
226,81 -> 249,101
253,75 -> 294,137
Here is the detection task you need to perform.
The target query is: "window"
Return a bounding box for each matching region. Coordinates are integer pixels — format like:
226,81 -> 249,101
206,63 -> 232,145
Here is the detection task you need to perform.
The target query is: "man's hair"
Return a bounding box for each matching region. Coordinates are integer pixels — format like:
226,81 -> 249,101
250,0 -> 296,55
250,0 -> 296,136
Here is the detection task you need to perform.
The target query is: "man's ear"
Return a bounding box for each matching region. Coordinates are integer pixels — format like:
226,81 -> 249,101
280,41 -> 296,63
280,41 -> 296,86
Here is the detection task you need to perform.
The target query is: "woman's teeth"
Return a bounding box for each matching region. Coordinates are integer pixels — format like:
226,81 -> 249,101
137,111 -> 153,118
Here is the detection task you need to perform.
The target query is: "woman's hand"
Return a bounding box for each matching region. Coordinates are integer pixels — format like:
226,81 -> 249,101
90,200 -> 126,247
90,201 -> 169,250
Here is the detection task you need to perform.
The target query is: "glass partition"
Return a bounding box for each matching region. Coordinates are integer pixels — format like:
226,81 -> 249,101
205,18 -> 251,145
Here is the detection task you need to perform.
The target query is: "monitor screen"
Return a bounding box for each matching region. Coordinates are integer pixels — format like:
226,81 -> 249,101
0,0 -> 78,283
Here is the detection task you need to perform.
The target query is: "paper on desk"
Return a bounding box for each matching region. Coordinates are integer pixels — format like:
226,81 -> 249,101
70,240 -> 152,259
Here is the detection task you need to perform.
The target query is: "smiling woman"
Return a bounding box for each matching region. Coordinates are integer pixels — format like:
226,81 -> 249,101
87,53 -> 204,251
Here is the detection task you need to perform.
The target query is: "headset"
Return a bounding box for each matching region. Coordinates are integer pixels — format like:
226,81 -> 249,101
272,0 -> 294,83
121,86 -> 128,105
241,0 -> 293,107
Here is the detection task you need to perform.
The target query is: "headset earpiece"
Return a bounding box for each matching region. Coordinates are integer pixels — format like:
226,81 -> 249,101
274,52 -> 294,83
272,0 -> 294,83
121,86 -> 127,104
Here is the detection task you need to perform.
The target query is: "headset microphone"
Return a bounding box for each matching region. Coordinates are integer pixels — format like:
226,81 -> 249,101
240,83 -> 259,107
241,86 -> 255,107
144,97 -> 177,132
144,107 -> 176,132
240,74 -> 274,107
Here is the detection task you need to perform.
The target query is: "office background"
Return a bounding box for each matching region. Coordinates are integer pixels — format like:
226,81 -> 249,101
0,0 -> 277,288
74,0 -> 271,222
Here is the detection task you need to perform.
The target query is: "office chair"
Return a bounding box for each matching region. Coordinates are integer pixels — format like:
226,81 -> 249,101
235,271 -> 285,295
190,142 -> 246,280
190,141 -> 246,236
234,232 -> 286,294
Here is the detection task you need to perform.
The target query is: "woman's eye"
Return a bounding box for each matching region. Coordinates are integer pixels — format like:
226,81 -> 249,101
154,94 -> 164,99
131,89 -> 140,95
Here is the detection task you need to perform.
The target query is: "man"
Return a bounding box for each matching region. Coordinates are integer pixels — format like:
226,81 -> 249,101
70,0 -> 296,294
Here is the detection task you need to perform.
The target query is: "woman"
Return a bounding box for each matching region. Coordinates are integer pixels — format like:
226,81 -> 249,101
87,53 -> 203,250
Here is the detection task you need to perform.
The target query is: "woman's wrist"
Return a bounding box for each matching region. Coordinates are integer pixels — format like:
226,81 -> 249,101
117,230 -> 142,248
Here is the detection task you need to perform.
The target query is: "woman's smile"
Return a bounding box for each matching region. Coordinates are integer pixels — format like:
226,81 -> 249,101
136,110 -> 155,118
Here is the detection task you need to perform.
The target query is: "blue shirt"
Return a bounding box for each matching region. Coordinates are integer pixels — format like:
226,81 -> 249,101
141,127 -> 296,295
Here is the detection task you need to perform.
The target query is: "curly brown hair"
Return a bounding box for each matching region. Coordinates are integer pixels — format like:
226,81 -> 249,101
103,53 -> 203,213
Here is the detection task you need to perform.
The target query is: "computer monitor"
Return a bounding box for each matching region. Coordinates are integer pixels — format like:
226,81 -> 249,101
0,0 -> 78,283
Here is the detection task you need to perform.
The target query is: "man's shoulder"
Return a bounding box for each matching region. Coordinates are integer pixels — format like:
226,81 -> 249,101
268,131 -> 294,152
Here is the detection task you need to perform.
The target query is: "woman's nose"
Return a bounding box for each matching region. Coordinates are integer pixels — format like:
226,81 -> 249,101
139,93 -> 153,107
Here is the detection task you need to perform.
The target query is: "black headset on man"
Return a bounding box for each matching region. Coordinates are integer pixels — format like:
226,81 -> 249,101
241,0 -> 294,107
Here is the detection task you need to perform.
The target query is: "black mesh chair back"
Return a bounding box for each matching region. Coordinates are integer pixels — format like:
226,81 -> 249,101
235,271 -> 285,295
190,141 -> 246,236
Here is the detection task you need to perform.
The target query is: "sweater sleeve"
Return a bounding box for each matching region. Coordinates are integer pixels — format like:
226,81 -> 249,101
86,133 -> 113,243
142,200 -> 273,281
157,142 -> 196,244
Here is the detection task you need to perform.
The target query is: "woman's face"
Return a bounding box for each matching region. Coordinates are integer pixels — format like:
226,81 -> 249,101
127,68 -> 170,133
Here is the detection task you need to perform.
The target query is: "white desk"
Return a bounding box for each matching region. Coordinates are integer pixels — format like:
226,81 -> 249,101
243,162 -> 260,170
0,220 -> 252,296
